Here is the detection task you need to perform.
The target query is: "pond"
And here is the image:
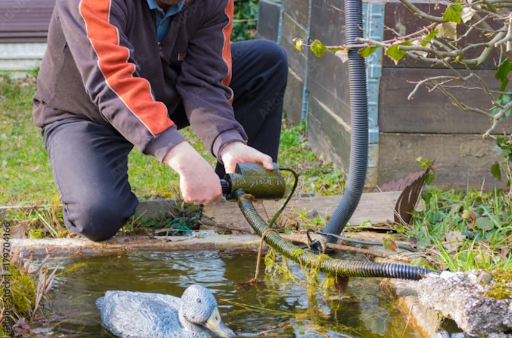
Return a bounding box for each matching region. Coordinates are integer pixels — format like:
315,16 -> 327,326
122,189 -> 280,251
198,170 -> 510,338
32,249 -> 419,337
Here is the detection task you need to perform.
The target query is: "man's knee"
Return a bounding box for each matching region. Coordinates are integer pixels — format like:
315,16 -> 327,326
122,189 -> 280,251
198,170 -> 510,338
254,40 -> 289,78
66,195 -> 137,242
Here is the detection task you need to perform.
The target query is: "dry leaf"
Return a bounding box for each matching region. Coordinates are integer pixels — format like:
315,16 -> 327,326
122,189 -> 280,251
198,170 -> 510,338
444,230 -> 466,253
335,49 -> 349,63
383,236 -> 398,252
461,7 -> 476,23
10,221 -> 32,239
436,22 -> 457,40
412,38 -> 429,57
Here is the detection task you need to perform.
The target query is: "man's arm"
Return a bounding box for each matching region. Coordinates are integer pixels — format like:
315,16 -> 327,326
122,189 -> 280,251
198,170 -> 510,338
176,0 -> 248,158
55,0 -> 185,162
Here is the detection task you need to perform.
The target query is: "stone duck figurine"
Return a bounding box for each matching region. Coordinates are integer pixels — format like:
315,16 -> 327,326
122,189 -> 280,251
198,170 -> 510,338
96,284 -> 236,338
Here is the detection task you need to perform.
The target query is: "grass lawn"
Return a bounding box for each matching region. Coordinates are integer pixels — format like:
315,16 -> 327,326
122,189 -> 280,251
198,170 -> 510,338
0,75 -> 343,206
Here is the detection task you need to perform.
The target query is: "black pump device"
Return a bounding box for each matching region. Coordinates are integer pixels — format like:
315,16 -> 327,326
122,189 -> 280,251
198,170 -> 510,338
220,163 -> 286,200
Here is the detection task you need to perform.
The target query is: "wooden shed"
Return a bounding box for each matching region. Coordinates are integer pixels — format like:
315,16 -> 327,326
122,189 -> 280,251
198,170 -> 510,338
258,0 -> 507,190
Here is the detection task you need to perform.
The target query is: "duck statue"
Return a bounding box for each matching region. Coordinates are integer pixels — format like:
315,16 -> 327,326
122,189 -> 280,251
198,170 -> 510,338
96,284 -> 236,338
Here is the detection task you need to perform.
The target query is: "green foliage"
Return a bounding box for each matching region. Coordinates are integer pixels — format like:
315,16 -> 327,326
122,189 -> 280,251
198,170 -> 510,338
491,91 -> 512,118
494,136 -> 512,186
358,46 -> 379,58
232,0 -> 259,42
416,156 -> 436,184
496,136 -> 512,162
442,1 -> 463,24
278,122 -> 345,197
496,59 -> 512,93
408,187 -> 512,271
310,39 -> 328,57
295,38 -> 304,51
421,29 -> 438,47
385,41 -> 412,64
491,163 -> 502,181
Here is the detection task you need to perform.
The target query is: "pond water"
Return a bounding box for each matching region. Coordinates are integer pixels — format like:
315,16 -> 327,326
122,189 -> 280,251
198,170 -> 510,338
33,249 -> 419,338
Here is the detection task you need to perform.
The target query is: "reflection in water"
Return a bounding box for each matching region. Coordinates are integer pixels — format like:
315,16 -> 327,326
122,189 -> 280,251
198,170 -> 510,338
33,250 -> 419,338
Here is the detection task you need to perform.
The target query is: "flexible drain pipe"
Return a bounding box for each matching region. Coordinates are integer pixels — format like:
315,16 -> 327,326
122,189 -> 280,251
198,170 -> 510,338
323,0 -> 369,241
235,191 -> 434,280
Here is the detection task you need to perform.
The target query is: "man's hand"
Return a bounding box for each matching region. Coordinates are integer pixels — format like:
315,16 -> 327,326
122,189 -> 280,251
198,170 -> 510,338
163,142 -> 223,205
220,142 -> 274,173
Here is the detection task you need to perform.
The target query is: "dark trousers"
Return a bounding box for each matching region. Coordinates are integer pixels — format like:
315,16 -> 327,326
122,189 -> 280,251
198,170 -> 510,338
42,39 -> 288,242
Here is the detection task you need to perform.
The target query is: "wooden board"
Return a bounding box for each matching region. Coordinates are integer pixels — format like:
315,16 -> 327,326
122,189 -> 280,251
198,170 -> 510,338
306,0 -> 352,123
203,191 -> 401,233
281,12 -> 308,76
283,0 -> 310,30
307,49 -> 351,124
309,0 -> 345,46
378,133 -> 506,190
307,95 -> 351,171
382,3 -> 499,70
378,68 -> 512,134
257,0 -> 282,42
283,68 -> 304,125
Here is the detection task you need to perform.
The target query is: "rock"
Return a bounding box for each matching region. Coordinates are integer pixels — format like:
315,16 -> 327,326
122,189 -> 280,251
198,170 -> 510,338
431,332 -> 452,338
452,333 -> 473,338
488,334 -> 512,338
430,332 -> 474,338
418,271 -> 512,337
478,272 -> 494,284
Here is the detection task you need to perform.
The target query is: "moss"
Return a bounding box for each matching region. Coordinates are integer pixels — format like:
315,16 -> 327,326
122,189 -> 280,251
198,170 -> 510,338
0,264 -> 37,318
485,268 -> 512,300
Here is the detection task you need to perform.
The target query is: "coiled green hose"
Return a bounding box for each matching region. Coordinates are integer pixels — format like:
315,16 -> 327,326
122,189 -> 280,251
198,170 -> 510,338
235,190 -> 436,281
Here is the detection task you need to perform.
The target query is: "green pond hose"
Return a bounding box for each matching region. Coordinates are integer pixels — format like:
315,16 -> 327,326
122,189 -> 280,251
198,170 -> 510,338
235,190 -> 436,281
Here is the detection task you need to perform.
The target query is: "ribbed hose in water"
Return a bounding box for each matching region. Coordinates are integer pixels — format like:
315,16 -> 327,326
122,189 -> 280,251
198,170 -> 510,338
236,191 -> 434,280
322,0 -> 369,242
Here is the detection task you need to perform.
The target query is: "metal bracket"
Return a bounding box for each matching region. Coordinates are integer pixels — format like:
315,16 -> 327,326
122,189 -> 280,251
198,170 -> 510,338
363,2 -> 384,144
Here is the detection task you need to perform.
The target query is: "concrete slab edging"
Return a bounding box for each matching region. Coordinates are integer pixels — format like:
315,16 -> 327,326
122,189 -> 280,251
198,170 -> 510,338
10,234 -> 262,257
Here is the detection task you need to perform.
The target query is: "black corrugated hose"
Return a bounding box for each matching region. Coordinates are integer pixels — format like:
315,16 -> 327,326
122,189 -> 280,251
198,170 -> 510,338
322,0 -> 369,242
235,190 -> 435,281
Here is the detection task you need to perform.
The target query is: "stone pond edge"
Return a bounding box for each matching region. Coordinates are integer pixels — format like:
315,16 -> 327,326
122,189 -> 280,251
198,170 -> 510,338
9,234 -> 441,338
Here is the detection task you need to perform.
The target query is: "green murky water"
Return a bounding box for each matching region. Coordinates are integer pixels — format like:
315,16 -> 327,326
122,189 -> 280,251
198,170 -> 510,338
33,250 -> 419,337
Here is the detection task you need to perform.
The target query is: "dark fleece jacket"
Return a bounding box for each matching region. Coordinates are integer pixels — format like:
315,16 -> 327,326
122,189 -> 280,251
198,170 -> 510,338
33,0 -> 248,162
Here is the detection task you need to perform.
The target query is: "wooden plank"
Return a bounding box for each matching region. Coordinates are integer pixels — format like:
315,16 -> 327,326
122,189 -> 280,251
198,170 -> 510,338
203,191 -> 401,233
382,3 -> 498,70
379,68 -> 512,134
283,67 -> 304,125
12,235 -> 262,257
283,0 -> 310,29
378,133 -> 506,190
309,0 -> 345,46
1,191 -> 400,233
307,95 -> 351,171
257,0 -> 282,42
307,50 -> 351,124
307,0 -> 351,123
281,12 -> 307,76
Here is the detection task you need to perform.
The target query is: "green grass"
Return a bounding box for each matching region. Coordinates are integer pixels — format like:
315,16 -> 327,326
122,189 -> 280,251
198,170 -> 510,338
406,187 -> 512,272
0,74 -> 344,206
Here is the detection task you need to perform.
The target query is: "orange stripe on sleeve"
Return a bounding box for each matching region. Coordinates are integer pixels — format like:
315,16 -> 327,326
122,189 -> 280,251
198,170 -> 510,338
79,0 -> 174,135
222,0 -> 234,104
